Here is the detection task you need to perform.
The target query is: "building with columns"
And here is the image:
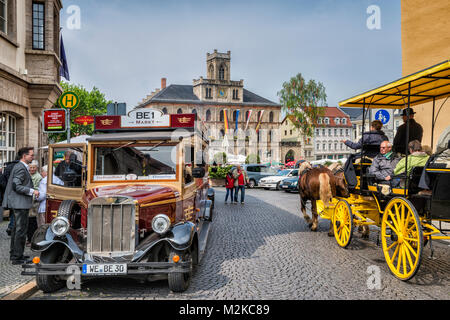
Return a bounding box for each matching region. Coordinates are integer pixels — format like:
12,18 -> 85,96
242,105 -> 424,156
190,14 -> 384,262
0,0 -> 63,166
137,50 -> 282,164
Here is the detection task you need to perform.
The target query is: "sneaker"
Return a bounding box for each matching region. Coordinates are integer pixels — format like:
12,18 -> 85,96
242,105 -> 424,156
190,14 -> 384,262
241,202 -> 245,204
6,228 -> 11,236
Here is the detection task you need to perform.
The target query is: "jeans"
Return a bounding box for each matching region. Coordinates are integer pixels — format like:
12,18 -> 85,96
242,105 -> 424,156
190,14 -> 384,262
7,211 -> 15,230
225,188 -> 234,202
234,186 -> 245,203
10,209 -> 29,261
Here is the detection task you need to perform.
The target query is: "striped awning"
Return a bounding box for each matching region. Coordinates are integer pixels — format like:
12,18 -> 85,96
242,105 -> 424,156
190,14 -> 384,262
339,60 -> 450,109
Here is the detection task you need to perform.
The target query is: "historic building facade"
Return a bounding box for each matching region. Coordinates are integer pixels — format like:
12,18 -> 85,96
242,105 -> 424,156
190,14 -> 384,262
280,115 -> 314,163
137,50 -> 282,164
0,0 -> 63,166
313,107 -> 352,161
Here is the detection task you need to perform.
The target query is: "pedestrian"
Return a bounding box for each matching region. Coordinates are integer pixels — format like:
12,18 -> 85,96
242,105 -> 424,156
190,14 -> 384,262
2,147 -> 39,265
36,165 -> 63,227
27,160 -> 42,245
233,165 -> 249,204
2,155 -> 20,236
224,170 -> 234,204
342,120 -> 388,155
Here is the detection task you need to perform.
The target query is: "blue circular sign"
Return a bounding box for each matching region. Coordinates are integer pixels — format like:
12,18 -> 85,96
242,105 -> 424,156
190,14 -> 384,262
375,109 -> 390,124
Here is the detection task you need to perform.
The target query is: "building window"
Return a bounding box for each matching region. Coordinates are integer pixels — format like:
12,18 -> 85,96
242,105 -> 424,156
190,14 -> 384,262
284,130 -> 287,136
340,129 -> 343,136
32,2 -> 45,50
269,111 -> 274,123
233,110 -> 238,121
316,129 -> 320,136
324,118 -> 329,125
232,89 -> 239,100
177,108 -> 183,114
334,129 -> 337,136
346,129 -> 349,136
342,118 -> 347,124
318,118 -> 322,124
0,0 -> 6,33
317,144 -> 320,150
219,66 -> 225,80
322,129 -> 326,136
0,113 -> 16,167
290,130 -> 292,135
335,118 -> 340,125
328,129 -> 332,136
220,110 -> 225,122
205,88 -> 212,99
206,109 -> 211,121
161,107 -> 168,115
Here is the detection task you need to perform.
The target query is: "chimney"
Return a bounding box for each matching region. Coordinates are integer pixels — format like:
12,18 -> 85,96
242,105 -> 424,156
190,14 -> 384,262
161,78 -> 167,89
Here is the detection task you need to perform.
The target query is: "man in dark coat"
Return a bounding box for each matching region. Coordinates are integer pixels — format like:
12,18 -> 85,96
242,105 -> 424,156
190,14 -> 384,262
2,147 -> 39,265
393,108 -> 423,154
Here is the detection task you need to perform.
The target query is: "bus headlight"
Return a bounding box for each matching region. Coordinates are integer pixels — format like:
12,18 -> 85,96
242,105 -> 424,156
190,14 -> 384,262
51,216 -> 70,236
152,214 -> 171,234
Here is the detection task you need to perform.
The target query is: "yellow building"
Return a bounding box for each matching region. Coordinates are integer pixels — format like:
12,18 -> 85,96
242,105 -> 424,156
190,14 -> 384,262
401,0 -> 450,149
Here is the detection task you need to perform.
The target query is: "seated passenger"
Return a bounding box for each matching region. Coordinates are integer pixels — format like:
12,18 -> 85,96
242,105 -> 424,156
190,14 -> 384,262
368,141 -> 400,183
394,140 -> 430,176
343,120 -> 388,151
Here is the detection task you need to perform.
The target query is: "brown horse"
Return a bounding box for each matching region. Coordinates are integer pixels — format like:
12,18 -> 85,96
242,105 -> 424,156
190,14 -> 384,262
298,162 -> 349,234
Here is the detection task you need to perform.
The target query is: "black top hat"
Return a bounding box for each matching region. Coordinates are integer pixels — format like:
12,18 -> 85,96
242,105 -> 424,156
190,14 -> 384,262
401,108 -> 416,116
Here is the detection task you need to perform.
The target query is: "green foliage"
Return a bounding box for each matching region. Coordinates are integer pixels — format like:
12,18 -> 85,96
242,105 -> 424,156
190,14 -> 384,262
324,161 -> 333,167
209,165 -> 233,179
213,152 -> 227,165
246,154 -> 261,164
48,81 -> 112,143
277,73 -> 327,137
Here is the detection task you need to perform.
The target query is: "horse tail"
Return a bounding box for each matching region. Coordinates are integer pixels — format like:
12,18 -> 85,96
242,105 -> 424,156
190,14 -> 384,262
319,173 -> 332,207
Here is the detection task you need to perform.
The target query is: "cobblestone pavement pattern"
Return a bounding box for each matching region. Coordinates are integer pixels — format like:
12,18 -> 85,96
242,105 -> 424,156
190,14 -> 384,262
29,188 -> 450,300
0,217 -> 34,298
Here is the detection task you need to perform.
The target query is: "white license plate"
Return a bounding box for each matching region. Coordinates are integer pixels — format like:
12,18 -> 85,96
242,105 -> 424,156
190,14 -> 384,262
282,185 -> 289,188
82,263 -> 127,275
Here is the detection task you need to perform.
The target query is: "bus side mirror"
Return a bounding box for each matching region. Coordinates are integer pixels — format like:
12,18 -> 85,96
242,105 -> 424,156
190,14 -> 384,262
192,167 -> 206,178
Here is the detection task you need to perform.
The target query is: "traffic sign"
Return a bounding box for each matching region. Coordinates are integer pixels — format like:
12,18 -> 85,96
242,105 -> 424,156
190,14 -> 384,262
374,109 -> 390,125
59,91 -> 80,110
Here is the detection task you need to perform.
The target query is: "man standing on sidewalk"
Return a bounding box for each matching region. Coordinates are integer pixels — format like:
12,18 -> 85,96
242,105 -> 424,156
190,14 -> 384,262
233,165 -> 249,204
2,147 -> 39,265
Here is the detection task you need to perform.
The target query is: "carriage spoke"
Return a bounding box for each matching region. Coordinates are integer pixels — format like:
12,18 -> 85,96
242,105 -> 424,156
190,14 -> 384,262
404,242 -> 415,270
389,242 -> 400,263
388,210 -> 401,233
400,204 -> 405,226
403,239 -> 418,259
402,246 -> 407,275
385,220 -> 398,235
396,245 -> 403,272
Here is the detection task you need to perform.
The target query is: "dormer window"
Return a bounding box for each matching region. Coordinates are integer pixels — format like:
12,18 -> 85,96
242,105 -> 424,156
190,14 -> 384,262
342,118 -> 347,124
335,118 -> 340,125
318,118 -> 322,124
324,118 -> 330,125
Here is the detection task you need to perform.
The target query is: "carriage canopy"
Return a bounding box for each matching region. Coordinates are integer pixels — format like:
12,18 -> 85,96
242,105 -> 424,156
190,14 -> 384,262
339,60 -> 450,109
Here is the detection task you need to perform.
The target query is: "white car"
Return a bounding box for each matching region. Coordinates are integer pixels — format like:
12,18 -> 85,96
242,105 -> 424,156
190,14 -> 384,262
259,169 -> 299,190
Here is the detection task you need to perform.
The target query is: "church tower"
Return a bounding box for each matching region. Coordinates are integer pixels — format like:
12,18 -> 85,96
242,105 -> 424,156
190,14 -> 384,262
193,49 -> 244,103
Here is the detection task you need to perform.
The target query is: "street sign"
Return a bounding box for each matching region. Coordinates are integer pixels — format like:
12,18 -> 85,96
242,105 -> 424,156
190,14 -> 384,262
374,109 -> 390,125
59,91 -> 80,110
43,109 -> 67,133
74,115 -> 94,126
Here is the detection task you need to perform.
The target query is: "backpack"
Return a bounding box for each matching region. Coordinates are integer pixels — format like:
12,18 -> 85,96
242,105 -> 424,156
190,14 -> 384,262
0,160 -> 19,195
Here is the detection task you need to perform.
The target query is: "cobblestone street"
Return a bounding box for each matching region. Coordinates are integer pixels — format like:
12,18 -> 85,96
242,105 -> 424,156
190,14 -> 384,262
25,188 -> 450,300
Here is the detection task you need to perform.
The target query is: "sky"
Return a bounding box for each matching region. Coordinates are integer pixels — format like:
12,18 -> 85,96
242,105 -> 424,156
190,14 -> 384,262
60,0 -> 402,110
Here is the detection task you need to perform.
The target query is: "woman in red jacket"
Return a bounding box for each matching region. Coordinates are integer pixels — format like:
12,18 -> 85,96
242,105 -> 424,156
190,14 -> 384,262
225,171 -> 234,203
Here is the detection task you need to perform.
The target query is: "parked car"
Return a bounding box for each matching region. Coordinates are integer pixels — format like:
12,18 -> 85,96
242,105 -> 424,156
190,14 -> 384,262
279,176 -> 299,192
259,169 -> 299,190
242,164 -> 277,188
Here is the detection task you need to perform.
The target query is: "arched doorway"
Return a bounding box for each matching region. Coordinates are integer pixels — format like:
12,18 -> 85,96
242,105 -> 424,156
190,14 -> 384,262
285,150 -> 295,163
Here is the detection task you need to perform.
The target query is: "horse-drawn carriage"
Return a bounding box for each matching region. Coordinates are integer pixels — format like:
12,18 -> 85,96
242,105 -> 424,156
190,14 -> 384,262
313,60 -> 450,281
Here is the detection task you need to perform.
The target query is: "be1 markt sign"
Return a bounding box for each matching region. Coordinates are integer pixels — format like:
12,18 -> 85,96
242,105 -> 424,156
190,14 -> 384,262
43,109 -> 67,133
74,115 -> 94,126
59,91 -> 80,110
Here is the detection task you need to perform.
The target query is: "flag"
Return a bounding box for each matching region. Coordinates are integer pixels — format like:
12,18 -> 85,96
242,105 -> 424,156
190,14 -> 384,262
235,109 -> 240,133
255,110 -> 264,133
223,109 -> 229,134
60,33 -> 70,81
244,110 -> 252,131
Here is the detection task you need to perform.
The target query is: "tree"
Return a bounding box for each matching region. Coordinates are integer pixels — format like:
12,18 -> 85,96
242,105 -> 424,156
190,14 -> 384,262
245,154 -> 261,164
48,81 -> 112,143
213,152 -> 227,165
278,73 -> 327,137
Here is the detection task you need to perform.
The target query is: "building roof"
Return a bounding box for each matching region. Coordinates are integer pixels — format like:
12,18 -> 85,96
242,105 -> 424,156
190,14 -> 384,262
317,106 -> 352,127
340,107 -> 363,120
137,84 -> 279,108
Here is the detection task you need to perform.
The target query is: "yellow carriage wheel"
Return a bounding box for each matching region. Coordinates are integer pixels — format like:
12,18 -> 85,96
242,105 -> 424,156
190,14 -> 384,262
333,200 -> 353,248
381,197 -> 423,281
